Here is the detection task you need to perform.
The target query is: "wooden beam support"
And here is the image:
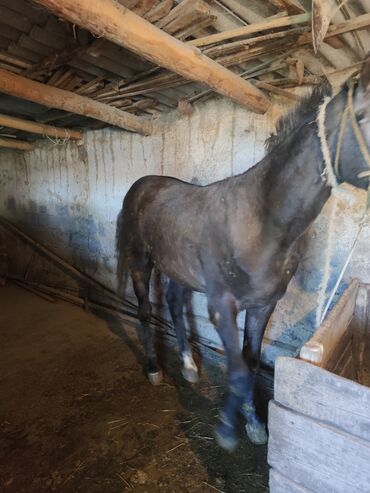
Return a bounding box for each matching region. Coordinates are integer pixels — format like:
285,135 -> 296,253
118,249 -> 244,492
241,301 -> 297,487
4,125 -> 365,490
33,0 -> 269,113
0,69 -> 152,135
0,137 -> 34,150
0,113 -> 82,140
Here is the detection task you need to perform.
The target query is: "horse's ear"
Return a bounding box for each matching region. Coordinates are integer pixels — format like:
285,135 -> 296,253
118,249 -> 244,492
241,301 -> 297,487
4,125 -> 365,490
360,52 -> 370,93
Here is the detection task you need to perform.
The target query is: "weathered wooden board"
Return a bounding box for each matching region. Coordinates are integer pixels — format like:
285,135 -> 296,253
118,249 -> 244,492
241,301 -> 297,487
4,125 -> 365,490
269,470 -> 312,493
299,280 -> 358,369
274,357 -> 370,441
331,336 -> 355,380
353,285 -> 369,381
268,401 -> 370,493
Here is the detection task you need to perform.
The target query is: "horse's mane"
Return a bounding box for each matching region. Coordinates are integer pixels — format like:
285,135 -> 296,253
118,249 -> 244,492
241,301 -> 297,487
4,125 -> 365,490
265,80 -> 333,152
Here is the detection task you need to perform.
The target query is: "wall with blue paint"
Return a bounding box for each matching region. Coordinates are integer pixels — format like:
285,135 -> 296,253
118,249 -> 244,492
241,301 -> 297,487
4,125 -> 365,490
0,96 -> 369,366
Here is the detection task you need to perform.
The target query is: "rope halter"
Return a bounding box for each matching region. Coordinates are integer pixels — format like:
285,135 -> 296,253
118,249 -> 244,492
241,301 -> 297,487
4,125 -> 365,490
317,79 -> 370,190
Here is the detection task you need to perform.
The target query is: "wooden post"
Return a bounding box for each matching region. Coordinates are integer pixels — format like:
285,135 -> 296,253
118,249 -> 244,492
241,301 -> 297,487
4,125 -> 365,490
0,138 -> 34,150
33,0 -> 269,113
0,69 -> 152,135
0,113 -> 82,140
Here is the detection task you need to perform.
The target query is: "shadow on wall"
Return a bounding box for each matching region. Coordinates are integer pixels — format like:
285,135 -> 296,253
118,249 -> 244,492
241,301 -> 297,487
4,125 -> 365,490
5,196 -> 110,277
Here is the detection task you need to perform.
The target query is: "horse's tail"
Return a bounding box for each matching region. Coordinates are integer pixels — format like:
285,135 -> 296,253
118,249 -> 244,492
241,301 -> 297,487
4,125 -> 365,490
115,206 -> 128,293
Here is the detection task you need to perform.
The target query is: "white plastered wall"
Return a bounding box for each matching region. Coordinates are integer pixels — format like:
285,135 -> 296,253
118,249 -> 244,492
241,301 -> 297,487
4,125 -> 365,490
0,96 -> 368,365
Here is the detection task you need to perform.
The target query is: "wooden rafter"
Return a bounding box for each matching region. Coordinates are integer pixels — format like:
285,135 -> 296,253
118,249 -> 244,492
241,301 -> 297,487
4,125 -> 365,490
0,68 -> 152,135
0,113 -> 82,140
33,0 -> 269,113
0,137 -> 34,150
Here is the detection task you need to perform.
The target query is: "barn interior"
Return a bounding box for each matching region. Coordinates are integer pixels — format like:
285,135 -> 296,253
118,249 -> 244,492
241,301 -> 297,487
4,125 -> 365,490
0,0 -> 370,492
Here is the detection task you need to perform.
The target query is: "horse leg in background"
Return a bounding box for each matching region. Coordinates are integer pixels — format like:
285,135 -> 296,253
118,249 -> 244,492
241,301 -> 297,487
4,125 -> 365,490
242,303 -> 275,442
131,261 -> 162,386
166,280 -> 198,383
210,293 -> 266,452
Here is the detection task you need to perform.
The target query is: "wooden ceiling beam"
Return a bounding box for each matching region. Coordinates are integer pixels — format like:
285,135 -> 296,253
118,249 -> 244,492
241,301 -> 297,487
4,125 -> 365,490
0,113 -> 82,140
33,0 -> 269,113
0,137 -> 34,151
0,68 -> 153,135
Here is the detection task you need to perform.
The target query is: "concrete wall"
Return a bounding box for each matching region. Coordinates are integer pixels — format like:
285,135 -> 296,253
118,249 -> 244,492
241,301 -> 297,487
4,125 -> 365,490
0,96 -> 369,366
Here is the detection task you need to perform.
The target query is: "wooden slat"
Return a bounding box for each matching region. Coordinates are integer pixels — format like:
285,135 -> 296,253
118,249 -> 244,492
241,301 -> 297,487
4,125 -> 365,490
156,0 -> 196,29
274,357 -> 370,441
82,53 -> 133,79
176,15 -> 217,41
299,280 -> 359,369
255,81 -> 300,101
33,0 -> 269,113
353,285 -> 369,380
0,137 -> 33,150
306,13 -> 370,43
163,0 -> 210,36
145,0 -> 173,22
0,0 -> 48,24
30,26 -> 67,51
0,62 -> 22,73
190,12 -> 310,47
0,24 -> 23,42
0,68 -> 152,135
22,44 -> 85,78
0,5 -> 32,33
268,0 -> 306,15
8,42 -> 43,63
268,401 -> 370,493
0,37 -> 10,50
269,470 -> 311,493
0,51 -> 32,70
0,113 -> 82,140
132,0 -> 159,16
18,34 -> 53,56
67,58 -> 115,79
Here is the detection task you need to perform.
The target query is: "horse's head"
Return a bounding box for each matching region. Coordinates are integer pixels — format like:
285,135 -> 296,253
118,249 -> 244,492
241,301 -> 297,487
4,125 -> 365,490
325,53 -> 370,190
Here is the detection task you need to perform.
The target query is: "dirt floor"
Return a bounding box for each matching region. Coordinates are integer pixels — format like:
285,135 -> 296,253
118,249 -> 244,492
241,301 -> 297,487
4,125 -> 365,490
0,283 -> 269,493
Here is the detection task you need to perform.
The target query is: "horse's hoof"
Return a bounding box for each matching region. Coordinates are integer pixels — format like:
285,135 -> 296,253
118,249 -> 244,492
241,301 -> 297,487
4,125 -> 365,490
214,423 -> 239,453
148,370 -> 163,386
245,422 -> 268,445
182,367 -> 199,384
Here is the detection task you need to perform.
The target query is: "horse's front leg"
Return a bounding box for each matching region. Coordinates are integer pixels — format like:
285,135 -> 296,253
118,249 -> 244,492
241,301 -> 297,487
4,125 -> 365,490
243,303 -> 276,373
242,303 -> 275,443
209,294 -> 266,451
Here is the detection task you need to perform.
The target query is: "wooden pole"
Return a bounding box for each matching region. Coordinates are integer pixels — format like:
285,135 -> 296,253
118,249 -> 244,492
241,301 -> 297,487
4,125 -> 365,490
0,113 -> 82,140
0,137 -> 34,150
33,0 -> 269,113
0,69 -> 152,135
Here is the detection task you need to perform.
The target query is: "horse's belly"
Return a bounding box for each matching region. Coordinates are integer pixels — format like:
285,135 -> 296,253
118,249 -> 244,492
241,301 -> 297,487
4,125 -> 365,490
151,248 -> 205,292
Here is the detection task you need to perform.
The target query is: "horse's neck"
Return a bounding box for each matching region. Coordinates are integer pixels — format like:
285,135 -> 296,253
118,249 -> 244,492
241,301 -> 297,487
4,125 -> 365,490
256,122 -> 332,247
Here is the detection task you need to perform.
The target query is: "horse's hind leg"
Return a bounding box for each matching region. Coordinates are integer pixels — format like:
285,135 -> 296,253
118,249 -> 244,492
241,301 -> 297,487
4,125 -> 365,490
131,261 -> 162,386
166,280 -> 198,383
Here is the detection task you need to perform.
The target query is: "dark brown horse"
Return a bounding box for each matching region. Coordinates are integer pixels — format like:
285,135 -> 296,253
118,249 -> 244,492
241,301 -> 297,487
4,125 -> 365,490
116,55 -> 370,451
